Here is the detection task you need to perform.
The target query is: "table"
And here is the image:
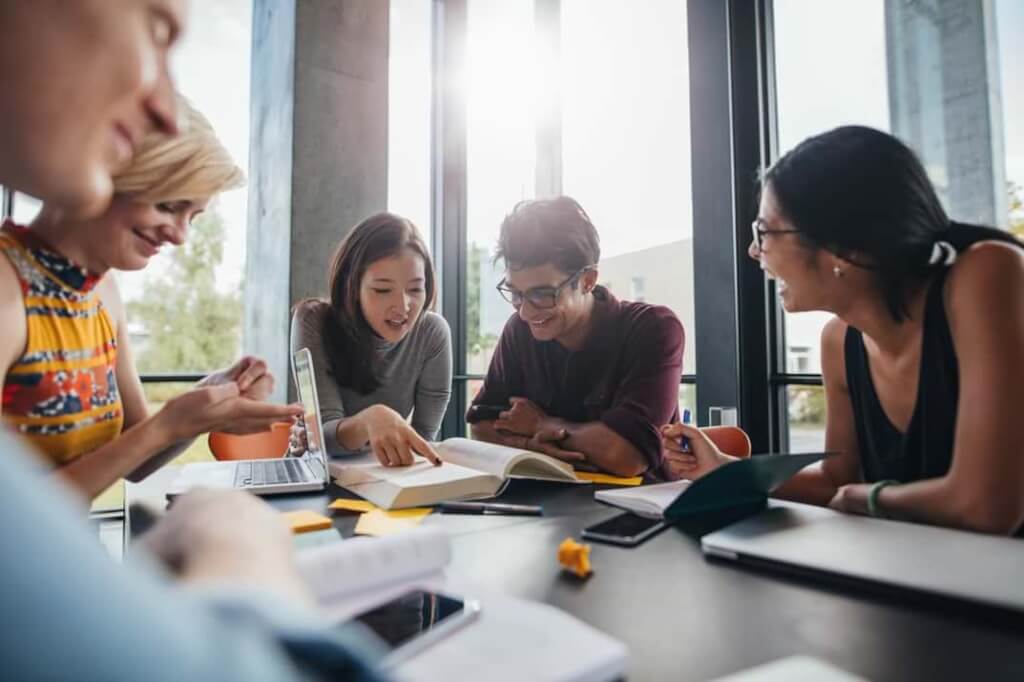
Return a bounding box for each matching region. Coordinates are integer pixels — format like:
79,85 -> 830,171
126,470 -> 1024,681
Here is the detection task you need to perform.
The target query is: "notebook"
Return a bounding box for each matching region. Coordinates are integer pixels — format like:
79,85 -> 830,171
596,452 -> 829,521
329,438 -> 585,510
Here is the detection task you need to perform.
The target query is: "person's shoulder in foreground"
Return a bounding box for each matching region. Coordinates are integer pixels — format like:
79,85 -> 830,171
0,431 -> 385,681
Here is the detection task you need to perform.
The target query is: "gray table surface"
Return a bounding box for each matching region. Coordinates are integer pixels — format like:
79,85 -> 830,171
126,468 -> 1024,682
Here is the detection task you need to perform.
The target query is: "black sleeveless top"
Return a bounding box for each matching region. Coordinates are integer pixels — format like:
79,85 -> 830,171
844,270 -> 959,483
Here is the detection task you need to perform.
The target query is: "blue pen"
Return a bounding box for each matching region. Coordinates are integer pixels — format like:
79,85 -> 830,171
679,409 -> 691,452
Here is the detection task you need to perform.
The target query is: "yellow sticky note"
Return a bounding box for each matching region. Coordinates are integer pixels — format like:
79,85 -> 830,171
576,471 -> 644,486
282,510 -> 334,534
353,508 -> 433,537
328,499 -> 379,513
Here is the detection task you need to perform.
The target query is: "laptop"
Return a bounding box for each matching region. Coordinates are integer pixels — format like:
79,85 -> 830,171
701,500 -> 1024,614
166,348 -> 328,497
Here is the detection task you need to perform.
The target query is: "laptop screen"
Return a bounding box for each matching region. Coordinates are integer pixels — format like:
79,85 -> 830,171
292,348 -> 327,479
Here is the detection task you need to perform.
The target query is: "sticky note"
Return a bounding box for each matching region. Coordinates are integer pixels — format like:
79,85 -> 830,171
282,510 -> 334,534
353,508 -> 433,537
328,499 -> 379,513
576,472 -> 643,486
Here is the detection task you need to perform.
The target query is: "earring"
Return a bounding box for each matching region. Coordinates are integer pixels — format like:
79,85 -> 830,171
833,265 -> 844,278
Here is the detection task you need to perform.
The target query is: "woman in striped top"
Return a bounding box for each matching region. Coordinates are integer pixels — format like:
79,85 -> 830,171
0,96 -> 301,500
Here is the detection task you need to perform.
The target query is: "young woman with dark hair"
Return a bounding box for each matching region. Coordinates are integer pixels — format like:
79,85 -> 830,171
290,212 -> 452,467
663,125 -> 1024,535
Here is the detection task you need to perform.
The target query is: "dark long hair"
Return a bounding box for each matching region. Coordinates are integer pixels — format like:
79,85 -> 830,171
764,125 -> 1020,321
309,213 -> 436,394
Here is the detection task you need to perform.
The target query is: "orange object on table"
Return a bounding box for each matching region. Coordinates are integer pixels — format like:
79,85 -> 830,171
208,422 -> 292,461
557,537 -> 593,578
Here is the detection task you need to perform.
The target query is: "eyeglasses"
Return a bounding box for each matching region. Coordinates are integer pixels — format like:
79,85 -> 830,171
751,217 -> 800,252
496,267 -> 592,309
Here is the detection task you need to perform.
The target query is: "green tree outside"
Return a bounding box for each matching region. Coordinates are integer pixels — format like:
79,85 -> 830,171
466,241 -> 498,362
128,208 -> 242,375
1010,182 -> 1024,240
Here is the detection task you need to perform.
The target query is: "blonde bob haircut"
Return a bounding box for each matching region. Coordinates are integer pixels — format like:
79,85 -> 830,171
111,95 -> 244,203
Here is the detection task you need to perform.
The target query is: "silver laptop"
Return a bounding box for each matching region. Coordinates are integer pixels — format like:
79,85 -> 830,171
166,348 -> 328,496
701,500 -> 1024,613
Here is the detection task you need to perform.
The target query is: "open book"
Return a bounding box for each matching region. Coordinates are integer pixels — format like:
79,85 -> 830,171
297,528 -> 628,680
329,438 -> 585,510
297,527 -> 451,621
596,452 -> 829,521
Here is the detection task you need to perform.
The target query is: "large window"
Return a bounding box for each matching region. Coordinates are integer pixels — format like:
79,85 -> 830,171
451,0 -> 694,434
3,1 -> 254,511
771,0 -> 1023,451
388,0 -> 433,235
560,0 -> 695,376
464,0 -> 537,380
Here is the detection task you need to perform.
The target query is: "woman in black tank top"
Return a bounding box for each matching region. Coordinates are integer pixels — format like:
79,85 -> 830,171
662,126 -> 1024,535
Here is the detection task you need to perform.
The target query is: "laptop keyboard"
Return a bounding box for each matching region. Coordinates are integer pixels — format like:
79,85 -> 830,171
233,459 -> 310,488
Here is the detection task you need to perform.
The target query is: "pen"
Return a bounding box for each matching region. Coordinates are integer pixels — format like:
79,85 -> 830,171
439,501 -> 543,516
679,408 -> 691,452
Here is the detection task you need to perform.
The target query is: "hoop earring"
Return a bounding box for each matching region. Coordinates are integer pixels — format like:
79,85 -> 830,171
833,265 -> 844,278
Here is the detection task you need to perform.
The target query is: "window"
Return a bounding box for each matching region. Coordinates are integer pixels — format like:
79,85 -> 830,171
11,192 -> 41,224
452,0 -> 694,435
68,0 -> 250,513
771,0 -> 1023,451
561,0 -> 694,376
388,0 -> 433,235
117,0 -> 252,378
464,0 -> 537,380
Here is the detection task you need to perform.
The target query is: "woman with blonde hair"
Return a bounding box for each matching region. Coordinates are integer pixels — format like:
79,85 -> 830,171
0,95 -> 301,500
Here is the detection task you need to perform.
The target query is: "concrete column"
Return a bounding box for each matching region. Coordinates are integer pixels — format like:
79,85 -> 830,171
885,0 -> 1007,226
247,0 -> 389,401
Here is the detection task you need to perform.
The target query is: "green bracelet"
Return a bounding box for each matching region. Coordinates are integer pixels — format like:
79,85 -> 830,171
867,480 -> 898,518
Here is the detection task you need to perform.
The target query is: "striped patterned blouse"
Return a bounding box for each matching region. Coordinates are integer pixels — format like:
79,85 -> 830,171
1,221 -> 123,466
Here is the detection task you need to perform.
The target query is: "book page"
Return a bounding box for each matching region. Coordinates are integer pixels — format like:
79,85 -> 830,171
595,480 -> 692,518
296,527 -> 450,605
435,438 -> 531,477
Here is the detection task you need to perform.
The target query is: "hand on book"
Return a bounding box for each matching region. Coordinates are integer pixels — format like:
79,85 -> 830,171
661,422 -> 735,481
359,404 -> 442,467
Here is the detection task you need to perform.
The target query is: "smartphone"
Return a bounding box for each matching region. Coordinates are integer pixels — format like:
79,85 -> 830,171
466,404 -> 508,422
348,589 -> 480,667
581,512 -> 667,547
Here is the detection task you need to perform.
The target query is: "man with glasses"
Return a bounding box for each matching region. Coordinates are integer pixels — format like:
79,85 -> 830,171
468,197 -> 684,478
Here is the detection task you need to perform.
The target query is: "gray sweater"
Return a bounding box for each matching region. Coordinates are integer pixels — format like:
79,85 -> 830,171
290,302 -> 453,454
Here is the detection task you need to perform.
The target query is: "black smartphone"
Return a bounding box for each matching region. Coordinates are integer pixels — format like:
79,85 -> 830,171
466,404 -> 508,422
348,589 -> 480,668
581,512 -> 667,547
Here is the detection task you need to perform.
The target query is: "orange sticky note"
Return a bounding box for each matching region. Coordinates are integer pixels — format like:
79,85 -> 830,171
576,472 -> 643,486
282,510 -> 334,534
328,499 -> 378,513
557,537 -> 593,578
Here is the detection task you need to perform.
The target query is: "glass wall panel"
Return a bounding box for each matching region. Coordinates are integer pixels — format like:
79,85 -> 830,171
388,0 -> 433,235
464,0 -> 537,377
773,0 -> 1023,442
561,0 -> 695,375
